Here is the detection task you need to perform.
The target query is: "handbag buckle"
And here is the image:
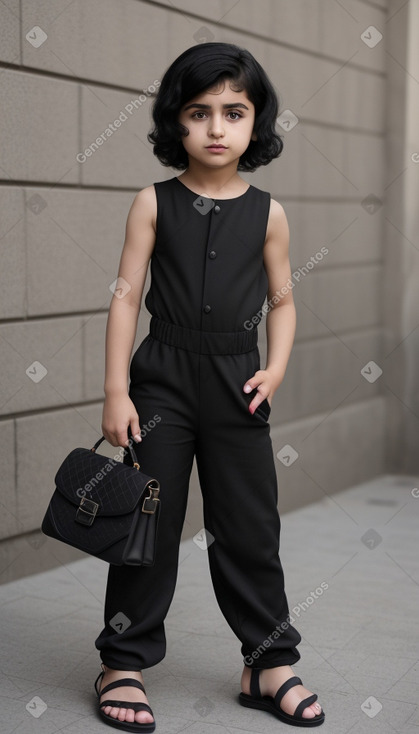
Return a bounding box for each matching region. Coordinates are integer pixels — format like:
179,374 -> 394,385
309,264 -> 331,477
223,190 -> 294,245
75,497 -> 99,526
142,484 -> 160,514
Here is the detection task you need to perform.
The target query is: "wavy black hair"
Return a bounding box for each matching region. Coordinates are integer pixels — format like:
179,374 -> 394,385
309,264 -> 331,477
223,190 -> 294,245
147,42 -> 284,172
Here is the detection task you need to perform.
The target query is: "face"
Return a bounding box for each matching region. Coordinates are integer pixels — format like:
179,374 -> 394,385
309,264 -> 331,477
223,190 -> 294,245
178,79 -> 256,168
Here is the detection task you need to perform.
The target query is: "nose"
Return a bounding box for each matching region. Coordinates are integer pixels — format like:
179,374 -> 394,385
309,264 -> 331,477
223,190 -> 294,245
208,113 -> 225,138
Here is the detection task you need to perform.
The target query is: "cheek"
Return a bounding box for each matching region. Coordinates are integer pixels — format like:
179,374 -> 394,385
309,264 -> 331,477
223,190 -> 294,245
181,128 -> 202,149
180,134 -> 194,152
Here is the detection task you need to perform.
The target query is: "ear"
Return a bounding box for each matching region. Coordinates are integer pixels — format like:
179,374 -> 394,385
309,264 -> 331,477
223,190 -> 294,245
251,131 -> 257,141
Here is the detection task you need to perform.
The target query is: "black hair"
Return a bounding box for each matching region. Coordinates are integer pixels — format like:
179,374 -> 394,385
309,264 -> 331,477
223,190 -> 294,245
147,42 -> 284,172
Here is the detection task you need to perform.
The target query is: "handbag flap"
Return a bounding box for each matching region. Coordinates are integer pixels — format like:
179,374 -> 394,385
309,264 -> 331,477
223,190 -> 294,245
46,493 -> 133,553
54,447 -> 155,516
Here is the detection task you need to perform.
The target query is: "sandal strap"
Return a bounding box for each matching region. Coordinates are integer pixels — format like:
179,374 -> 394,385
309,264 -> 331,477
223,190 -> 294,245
294,693 -> 318,719
94,671 -> 105,696
273,676 -> 303,708
100,678 -> 146,697
250,668 -> 262,698
100,699 -> 153,715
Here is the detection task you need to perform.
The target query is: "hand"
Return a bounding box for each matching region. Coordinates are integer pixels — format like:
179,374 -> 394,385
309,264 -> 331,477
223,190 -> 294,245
101,392 -> 142,447
243,369 -> 280,415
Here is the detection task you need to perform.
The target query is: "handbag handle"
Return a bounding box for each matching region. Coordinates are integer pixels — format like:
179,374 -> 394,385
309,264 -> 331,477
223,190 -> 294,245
91,435 -> 140,470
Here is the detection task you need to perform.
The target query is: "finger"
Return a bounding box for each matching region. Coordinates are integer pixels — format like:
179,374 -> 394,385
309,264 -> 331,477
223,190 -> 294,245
243,375 -> 258,394
102,430 -> 120,448
117,428 -> 131,448
248,395 -> 264,414
243,369 -> 266,394
130,417 -> 142,442
248,385 -> 270,414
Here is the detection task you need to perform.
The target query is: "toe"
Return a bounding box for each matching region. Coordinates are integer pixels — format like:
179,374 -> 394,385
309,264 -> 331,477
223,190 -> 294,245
302,701 -> 322,718
117,707 -> 128,721
135,709 -> 154,724
125,708 -> 135,723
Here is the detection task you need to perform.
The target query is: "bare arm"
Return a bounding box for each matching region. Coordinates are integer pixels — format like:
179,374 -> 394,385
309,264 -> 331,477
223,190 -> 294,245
243,198 -> 296,413
264,199 -> 296,387
101,185 -> 156,446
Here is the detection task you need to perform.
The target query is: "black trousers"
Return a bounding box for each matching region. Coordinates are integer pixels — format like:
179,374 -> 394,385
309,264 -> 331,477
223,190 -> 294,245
95,318 -> 302,670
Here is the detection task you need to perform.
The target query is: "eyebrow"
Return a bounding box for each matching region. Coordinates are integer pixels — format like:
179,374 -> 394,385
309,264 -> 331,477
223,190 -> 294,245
183,102 -> 250,111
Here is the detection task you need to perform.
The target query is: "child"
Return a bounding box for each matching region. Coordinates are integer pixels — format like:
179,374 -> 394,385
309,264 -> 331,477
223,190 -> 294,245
94,42 -> 325,732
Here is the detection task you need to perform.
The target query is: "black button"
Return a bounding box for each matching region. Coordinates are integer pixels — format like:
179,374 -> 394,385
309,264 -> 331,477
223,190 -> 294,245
203,305 -> 212,313
214,205 -> 221,214
208,250 -> 217,259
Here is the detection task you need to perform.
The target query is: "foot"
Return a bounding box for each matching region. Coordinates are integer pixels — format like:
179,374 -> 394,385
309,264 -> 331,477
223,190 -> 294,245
241,664 -> 322,719
98,664 -> 154,726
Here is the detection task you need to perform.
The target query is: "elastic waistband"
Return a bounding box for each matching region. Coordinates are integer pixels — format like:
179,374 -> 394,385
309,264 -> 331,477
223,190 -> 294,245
149,317 -> 258,355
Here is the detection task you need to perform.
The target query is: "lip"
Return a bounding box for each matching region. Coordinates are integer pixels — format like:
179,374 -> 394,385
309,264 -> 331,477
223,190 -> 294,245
205,145 -> 227,153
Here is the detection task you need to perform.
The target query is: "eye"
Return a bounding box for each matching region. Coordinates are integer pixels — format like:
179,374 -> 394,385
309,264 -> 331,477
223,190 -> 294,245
190,111 -> 243,120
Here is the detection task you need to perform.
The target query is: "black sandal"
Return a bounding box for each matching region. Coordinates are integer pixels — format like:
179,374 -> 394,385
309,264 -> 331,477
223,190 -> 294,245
239,667 -> 325,727
94,665 -> 156,732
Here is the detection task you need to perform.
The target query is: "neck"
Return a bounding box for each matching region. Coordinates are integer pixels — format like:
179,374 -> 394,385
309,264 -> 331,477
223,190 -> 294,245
179,162 -> 243,197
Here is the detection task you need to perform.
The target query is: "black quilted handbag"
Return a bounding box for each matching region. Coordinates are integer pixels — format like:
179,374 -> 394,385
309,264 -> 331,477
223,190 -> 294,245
41,434 -> 161,566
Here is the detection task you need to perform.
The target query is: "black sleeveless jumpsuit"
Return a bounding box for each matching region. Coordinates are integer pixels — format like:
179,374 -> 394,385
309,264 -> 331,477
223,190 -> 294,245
95,176 -> 302,670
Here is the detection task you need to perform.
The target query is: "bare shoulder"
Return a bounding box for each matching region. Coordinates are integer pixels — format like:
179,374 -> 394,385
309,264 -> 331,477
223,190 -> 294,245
130,184 -> 158,233
265,197 -> 289,247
